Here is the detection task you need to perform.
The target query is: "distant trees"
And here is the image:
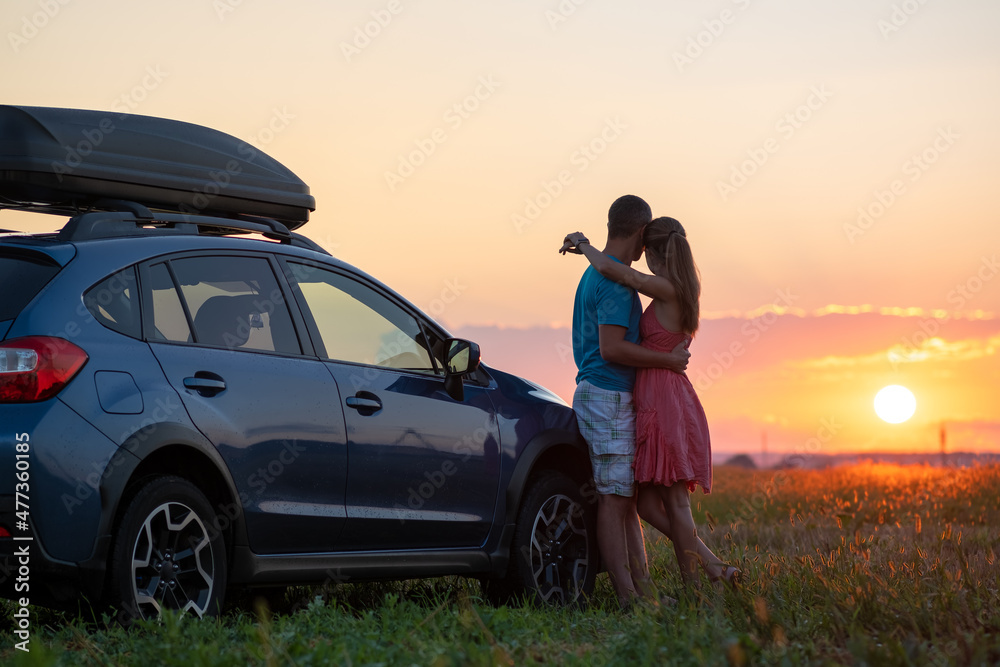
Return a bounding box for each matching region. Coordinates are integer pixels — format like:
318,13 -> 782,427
721,454 -> 757,469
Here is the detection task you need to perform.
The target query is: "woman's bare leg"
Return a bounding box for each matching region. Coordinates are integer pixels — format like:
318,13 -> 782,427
630,484 -> 671,600
636,483 -> 672,538
661,482 -> 739,587
662,483 -> 701,586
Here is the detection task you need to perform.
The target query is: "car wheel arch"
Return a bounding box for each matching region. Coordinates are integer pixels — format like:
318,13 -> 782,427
504,429 -> 594,524
99,426 -> 247,568
483,445 -> 600,606
487,429 -> 595,577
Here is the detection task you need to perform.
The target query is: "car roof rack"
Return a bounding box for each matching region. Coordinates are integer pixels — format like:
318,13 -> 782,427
51,201 -> 330,255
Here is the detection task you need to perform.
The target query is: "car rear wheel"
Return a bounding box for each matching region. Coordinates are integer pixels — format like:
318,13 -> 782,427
107,476 -> 227,621
485,470 -> 596,606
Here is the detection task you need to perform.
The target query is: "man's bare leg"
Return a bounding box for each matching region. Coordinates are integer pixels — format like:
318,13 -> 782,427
623,494 -> 654,598
597,493 -> 638,607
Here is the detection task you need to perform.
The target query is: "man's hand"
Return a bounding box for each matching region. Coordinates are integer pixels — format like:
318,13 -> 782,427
664,339 -> 691,373
599,324 -> 692,373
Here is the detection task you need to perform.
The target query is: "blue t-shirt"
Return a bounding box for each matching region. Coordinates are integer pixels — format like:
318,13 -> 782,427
572,259 -> 642,392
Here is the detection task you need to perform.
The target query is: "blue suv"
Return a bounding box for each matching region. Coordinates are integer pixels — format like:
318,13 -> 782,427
0,105 -> 597,620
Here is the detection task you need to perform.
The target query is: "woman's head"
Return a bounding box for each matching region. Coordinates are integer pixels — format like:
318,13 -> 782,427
643,217 -> 701,334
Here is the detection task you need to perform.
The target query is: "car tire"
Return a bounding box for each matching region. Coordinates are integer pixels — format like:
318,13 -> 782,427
485,470 -> 597,607
107,475 -> 227,621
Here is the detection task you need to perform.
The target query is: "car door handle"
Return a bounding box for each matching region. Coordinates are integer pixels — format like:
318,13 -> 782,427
184,374 -> 227,396
345,395 -> 382,412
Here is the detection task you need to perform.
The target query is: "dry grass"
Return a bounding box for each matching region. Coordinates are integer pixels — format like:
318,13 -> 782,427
675,463 -> 1000,665
2,463 -> 998,665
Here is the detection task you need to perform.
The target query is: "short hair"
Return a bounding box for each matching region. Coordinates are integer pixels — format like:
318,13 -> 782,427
607,195 -> 651,239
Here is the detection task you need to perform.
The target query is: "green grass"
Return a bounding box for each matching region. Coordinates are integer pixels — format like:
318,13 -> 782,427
3,463 -> 999,666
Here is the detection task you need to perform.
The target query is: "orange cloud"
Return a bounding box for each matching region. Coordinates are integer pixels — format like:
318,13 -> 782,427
455,309 -> 1000,458
704,303 -> 997,321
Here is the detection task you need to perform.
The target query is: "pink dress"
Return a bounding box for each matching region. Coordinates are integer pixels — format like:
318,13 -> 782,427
633,305 -> 712,493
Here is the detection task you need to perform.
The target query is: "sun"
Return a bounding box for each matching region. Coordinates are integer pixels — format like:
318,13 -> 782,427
874,385 -> 917,424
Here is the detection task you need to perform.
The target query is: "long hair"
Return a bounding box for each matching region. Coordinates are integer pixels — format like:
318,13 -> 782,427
643,217 -> 701,335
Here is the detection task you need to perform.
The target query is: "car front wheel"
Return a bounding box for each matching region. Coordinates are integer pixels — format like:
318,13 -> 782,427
487,470 -> 597,606
107,475 -> 227,621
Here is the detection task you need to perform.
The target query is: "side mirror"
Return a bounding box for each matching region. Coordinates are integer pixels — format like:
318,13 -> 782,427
443,338 -> 480,402
445,338 -> 480,376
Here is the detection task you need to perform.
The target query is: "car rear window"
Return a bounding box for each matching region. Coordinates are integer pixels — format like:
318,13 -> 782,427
84,267 -> 141,339
0,251 -> 61,322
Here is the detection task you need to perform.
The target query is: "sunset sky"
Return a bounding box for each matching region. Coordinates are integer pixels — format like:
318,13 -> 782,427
4,0 -> 998,458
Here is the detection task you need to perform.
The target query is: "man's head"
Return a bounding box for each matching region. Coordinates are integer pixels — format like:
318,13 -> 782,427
607,195 -> 651,262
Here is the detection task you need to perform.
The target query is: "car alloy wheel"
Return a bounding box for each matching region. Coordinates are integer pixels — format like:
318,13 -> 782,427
131,501 -> 216,619
108,476 -> 227,621
527,491 -> 591,605
486,470 -> 596,607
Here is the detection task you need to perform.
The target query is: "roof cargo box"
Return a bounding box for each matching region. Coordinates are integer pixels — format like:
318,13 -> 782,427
0,105 -> 314,228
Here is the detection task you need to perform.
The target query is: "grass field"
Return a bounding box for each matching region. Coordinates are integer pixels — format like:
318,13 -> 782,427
3,463 -> 999,666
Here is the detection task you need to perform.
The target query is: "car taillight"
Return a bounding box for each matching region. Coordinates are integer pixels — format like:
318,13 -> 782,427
0,336 -> 88,402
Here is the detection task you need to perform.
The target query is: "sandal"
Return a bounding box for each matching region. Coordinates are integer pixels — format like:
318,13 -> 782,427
709,564 -> 741,588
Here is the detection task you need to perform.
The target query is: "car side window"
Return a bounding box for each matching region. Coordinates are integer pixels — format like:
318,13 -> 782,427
287,262 -> 440,373
147,256 -> 300,355
84,267 -> 141,339
147,262 -> 191,342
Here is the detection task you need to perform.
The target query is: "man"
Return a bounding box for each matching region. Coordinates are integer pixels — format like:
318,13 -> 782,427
562,194 -> 690,608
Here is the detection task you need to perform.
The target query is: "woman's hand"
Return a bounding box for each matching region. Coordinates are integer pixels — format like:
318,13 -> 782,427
559,232 -> 590,255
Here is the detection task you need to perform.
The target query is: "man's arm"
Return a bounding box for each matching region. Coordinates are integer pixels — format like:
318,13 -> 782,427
598,324 -> 690,373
